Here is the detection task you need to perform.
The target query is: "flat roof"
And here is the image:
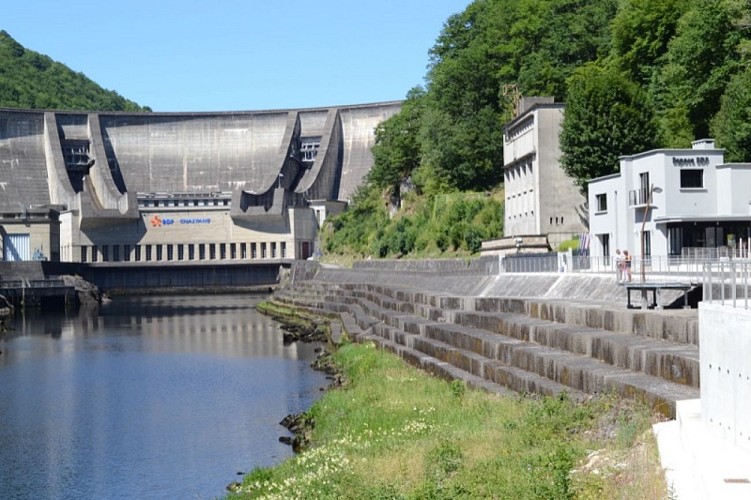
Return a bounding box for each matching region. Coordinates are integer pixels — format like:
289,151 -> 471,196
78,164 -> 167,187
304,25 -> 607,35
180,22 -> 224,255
655,215 -> 751,224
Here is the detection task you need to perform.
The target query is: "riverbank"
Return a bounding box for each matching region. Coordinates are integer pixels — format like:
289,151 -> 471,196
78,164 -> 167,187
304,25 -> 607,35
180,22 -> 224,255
229,330 -> 668,498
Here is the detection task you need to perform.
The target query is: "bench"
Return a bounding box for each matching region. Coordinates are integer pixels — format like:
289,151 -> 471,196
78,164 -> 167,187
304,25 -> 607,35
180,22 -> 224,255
625,282 -> 695,309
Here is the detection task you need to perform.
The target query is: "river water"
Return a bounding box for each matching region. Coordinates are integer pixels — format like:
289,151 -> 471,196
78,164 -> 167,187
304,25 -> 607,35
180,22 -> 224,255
0,294 -> 328,499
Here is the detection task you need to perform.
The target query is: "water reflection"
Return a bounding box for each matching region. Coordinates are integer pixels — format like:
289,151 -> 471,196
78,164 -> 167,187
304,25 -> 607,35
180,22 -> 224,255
0,294 -> 327,500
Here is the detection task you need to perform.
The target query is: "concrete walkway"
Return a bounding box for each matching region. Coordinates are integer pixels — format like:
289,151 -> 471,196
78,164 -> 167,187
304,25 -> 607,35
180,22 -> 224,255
654,399 -> 751,500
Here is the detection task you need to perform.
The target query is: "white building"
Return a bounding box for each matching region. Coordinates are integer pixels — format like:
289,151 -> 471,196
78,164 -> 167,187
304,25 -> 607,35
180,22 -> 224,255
503,97 -> 587,249
588,139 -> 751,260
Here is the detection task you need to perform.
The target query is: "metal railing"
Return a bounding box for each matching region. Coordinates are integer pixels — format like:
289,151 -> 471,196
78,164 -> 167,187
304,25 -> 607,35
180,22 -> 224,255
0,279 -> 66,289
703,261 -> 751,309
503,253 -> 717,284
682,246 -> 750,260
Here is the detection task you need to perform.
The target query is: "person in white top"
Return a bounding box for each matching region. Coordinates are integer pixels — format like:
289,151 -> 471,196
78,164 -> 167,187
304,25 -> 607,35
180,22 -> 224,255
614,249 -> 624,283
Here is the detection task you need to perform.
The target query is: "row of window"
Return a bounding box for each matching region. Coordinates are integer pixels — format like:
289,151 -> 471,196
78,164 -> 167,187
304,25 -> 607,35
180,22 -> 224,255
138,199 -> 230,208
507,210 -> 534,220
505,115 -> 534,142
503,161 -> 534,187
80,241 -> 287,263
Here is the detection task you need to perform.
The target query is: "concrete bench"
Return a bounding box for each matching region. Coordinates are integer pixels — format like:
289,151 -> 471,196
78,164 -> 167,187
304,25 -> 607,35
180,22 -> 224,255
625,282 -> 695,309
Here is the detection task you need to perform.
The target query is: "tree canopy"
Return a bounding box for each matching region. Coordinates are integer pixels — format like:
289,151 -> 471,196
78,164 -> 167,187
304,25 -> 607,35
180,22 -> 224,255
321,0 -> 751,256
560,63 -> 659,190
0,30 -> 149,111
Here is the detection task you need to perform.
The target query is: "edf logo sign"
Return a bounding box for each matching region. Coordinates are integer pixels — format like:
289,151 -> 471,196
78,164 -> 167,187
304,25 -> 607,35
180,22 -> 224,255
149,215 -> 209,228
149,215 -> 175,227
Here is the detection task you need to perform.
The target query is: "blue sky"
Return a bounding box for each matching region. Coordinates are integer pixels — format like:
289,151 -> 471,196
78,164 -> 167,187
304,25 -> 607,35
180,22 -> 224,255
4,1 -> 471,111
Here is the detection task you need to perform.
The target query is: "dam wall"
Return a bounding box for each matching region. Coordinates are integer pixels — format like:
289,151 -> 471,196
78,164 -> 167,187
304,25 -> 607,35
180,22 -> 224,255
0,102 -> 401,265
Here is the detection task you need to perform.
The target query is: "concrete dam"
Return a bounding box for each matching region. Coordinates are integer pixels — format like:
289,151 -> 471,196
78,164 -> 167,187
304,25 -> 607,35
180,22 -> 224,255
0,103 -> 400,289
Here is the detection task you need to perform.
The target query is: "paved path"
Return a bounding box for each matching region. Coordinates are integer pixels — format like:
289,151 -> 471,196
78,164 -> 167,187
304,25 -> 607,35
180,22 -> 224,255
654,399 -> 751,499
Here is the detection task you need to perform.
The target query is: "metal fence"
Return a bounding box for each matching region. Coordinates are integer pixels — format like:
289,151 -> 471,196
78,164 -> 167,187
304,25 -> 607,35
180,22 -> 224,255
702,261 -> 751,309
502,252 -> 731,285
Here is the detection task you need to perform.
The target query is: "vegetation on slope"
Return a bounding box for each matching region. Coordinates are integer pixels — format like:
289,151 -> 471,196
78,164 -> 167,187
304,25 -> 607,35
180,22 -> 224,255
230,342 -> 666,499
0,30 -> 148,111
323,187 -> 503,259
325,0 -> 751,260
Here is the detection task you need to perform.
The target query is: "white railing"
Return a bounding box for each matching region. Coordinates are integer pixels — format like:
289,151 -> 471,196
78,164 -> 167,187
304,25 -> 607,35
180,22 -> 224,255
683,246 -> 750,260
503,253 -> 726,284
702,261 -> 751,309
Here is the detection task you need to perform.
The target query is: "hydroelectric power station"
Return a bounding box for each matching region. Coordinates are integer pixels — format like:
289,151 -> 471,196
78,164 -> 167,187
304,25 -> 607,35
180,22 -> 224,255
0,102 -> 400,290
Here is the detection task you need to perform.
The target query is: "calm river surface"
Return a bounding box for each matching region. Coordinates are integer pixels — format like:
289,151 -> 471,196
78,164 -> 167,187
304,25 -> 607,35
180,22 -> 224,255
0,294 -> 328,500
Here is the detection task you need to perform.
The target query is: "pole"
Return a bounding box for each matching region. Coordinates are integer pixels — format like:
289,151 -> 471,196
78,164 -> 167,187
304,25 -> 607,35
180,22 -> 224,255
640,183 -> 653,284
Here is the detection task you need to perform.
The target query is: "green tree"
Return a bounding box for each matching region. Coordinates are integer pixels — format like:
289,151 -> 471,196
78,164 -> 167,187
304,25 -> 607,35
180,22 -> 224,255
0,30 -> 148,111
711,64 -> 751,161
368,87 -> 425,200
421,1 -> 509,192
420,0 -> 617,193
610,0 -> 687,85
657,0 -> 743,144
515,0 -> 618,99
560,63 -> 659,190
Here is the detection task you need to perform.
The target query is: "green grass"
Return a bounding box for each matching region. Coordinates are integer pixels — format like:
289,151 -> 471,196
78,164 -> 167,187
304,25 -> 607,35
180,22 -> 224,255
228,342 -> 667,499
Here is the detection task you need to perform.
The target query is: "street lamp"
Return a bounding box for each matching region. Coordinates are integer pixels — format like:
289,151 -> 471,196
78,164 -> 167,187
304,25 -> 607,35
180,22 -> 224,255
640,184 -> 662,283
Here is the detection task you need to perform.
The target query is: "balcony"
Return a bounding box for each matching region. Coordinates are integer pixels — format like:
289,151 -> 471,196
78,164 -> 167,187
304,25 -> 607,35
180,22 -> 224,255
628,187 -> 651,207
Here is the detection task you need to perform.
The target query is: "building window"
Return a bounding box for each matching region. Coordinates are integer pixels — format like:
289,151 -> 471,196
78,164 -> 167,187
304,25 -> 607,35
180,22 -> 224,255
101,245 -> 109,262
644,231 -> 652,258
251,243 -> 257,259
91,245 -> 98,262
112,245 -> 120,262
156,245 -> 163,261
178,244 -> 184,261
81,246 -> 88,262
600,234 -> 610,258
241,243 -> 247,259
596,193 -> 607,213
271,242 -> 277,258
135,246 -> 142,261
124,244 -> 131,262
145,245 -> 152,261
220,243 -> 226,260
230,243 -> 236,259
281,242 -> 286,258
167,245 -> 174,261
188,244 -> 195,260
199,244 -> 206,260
680,169 -> 703,188
261,243 -> 267,259
209,244 -> 216,260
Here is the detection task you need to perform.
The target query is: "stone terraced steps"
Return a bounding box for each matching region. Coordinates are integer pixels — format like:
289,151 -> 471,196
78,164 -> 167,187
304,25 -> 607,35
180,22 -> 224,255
272,281 -> 700,417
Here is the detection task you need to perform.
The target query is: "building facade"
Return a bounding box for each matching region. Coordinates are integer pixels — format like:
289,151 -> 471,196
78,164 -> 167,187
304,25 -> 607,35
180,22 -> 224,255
588,139 -> 751,260
502,97 -> 587,249
0,103 -> 400,264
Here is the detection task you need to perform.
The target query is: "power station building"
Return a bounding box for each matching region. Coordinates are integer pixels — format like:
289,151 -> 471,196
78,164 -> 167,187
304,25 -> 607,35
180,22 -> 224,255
0,103 -> 400,265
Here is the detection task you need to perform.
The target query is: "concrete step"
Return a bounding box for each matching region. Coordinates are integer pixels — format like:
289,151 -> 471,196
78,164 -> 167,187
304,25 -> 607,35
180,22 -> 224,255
452,309 -> 700,388
291,285 -> 700,389
294,281 -> 699,345
369,322 -> 583,400
270,284 -> 700,416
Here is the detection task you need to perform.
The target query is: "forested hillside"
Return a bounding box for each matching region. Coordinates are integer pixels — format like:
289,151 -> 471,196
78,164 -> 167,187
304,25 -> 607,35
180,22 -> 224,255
324,0 -> 751,259
0,30 -> 148,111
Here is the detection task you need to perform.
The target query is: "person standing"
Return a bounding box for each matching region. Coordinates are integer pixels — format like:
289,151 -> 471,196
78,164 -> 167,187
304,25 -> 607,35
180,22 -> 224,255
623,249 -> 632,282
614,249 -> 624,283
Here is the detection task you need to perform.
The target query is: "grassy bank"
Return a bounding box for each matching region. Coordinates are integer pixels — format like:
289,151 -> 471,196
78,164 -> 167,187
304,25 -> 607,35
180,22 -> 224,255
229,340 -> 667,499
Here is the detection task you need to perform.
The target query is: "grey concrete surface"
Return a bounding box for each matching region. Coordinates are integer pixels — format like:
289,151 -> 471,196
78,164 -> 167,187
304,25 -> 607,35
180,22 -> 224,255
273,271 -> 701,417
